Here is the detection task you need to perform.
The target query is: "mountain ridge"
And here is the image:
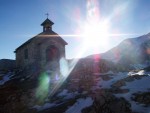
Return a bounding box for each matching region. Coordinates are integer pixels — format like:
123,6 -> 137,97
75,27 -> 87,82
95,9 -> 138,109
88,32 -> 150,65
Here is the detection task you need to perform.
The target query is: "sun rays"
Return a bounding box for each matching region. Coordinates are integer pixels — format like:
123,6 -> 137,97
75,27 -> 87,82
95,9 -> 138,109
36,0 -> 137,101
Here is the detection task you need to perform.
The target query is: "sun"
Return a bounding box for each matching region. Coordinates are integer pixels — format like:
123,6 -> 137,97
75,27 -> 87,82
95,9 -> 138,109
82,21 -> 110,49
73,0 -> 113,57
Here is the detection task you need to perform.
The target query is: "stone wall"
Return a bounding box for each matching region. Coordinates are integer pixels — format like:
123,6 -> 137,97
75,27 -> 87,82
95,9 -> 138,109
16,36 -> 66,71
16,41 -> 35,69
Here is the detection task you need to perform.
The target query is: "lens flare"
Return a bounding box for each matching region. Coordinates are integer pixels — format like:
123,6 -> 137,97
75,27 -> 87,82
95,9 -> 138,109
60,57 -> 69,77
76,0 -> 111,55
36,72 -> 50,103
82,21 -> 109,48
34,0 -> 136,103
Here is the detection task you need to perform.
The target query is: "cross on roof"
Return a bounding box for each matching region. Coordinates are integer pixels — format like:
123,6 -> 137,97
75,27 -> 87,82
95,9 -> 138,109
45,13 -> 49,18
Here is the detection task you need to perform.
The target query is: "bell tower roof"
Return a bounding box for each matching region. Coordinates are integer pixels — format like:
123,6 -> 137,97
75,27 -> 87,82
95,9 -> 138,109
41,18 -> 54,26
41,13 -> 54,32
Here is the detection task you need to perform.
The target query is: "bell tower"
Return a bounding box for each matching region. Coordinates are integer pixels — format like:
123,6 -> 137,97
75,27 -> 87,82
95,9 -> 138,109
41,14 -> 54,32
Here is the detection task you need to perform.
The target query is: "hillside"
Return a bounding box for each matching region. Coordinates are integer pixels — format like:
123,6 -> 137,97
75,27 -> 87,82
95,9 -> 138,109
0,33 -> 150,113
0,59 -> 16,71
100,33 -> 150,64
88,32 -> 150,68
0,68 -> 150,113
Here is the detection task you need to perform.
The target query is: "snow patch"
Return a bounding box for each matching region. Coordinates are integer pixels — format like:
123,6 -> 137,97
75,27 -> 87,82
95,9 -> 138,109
57,89 -> 79,100
98,72 -> 128,88
33,103 -> 56,111
115,75 -> 150,113
65,97 -> 93,113
57,89 -> 68,97
128,70 -> 145,76
0,72 -> 13,85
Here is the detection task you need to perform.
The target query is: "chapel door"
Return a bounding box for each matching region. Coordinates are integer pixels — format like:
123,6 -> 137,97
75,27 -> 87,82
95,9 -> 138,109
46,45 -> 60,62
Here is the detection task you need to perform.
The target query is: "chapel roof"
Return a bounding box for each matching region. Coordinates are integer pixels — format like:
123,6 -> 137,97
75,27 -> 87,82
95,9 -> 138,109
15,18 -> 67,52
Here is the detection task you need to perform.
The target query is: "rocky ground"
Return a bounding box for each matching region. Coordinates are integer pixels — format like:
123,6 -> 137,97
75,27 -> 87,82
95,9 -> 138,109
0,69 -> 150,113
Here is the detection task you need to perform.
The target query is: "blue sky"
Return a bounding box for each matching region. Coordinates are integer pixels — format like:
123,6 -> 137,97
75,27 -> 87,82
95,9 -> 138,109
0,0 -> 150,59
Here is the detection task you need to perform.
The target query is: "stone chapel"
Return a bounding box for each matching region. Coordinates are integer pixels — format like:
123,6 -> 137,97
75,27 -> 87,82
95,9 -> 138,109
14,18 -> 68,72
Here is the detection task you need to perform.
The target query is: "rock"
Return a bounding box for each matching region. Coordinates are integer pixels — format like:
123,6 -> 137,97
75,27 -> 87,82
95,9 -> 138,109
111,80 -> 126,88
132,92 -> 150,105
124,76 -> 134,82
100,75 -> 113,81
82,90 -> 132,113
110,88 -> 129,94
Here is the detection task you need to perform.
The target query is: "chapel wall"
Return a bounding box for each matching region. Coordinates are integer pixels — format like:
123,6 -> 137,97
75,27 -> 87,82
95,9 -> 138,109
16,41 -> 36,69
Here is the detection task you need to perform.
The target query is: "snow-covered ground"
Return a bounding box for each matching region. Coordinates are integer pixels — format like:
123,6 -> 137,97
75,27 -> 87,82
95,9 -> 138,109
33,90 -> 92,112
115,75 -> 150,113
33,103 -> 56,111
127,70 -> 150,76
0,72 -> 14,85
57,89 -> 79,100
23,69 -> 150,113
93,70 -> 150,112
128,70 -> 144,76
98,72 -> 128,88
65,97 -> 93,113
57,89 -> 69,97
